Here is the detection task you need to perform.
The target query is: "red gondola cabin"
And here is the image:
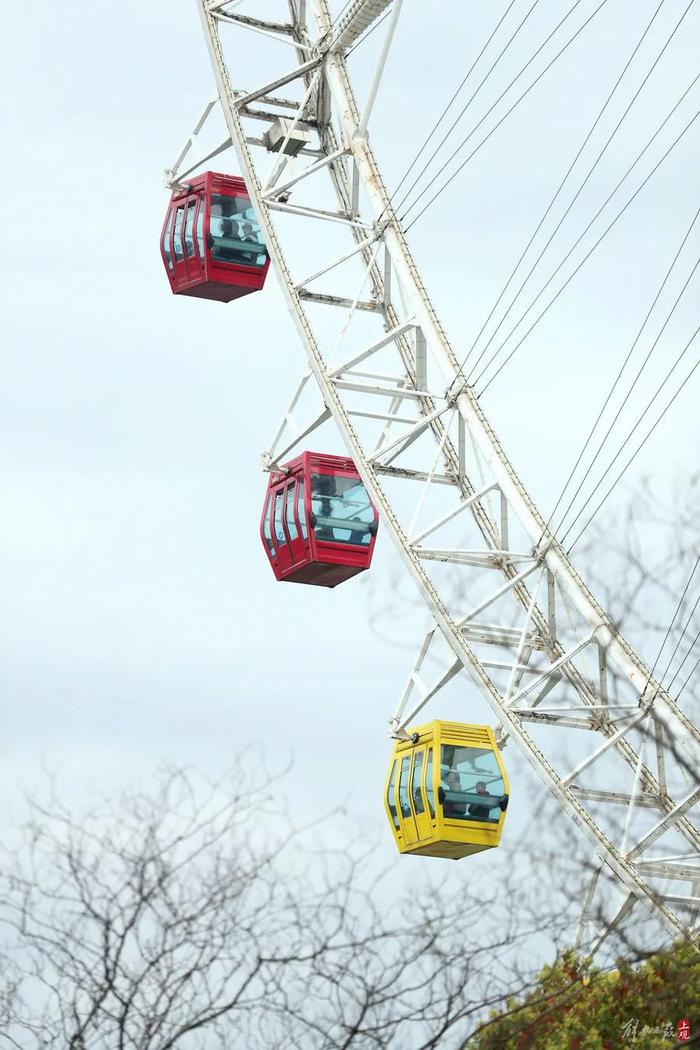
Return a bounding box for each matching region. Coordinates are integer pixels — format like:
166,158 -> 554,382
160,171 -> 270,302
261,453 -> 379,587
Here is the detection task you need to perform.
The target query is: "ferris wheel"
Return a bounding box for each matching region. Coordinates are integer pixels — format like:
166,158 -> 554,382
162,0 -> 700,947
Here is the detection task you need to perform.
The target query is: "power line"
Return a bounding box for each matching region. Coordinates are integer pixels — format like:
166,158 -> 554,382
543,206 -> 700,542
463,0 -> 685,381
565,322 -> 700,554
472,100 -> 700,395
401,0 -> 609,230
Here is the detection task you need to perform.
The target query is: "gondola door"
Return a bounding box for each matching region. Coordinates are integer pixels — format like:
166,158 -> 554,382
385,759 -> 403,851
395,749 -> 433,852
294,477 -> 310,561
410,748 -> 433,842
272,487 -> 293,575
283,479 -> 307,567
170,199 -> 189,290
397,754 -> 420,850
183,195 -> 206,286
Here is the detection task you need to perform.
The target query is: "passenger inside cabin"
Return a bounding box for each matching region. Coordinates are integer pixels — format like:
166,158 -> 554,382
439,743 -> 505,823
310,473 -> 375,545
312,474 -> 336,540
442,769 -> 466,818
467,780 -> 492,820
210,195 -> 267,267
345,480 -> 370,544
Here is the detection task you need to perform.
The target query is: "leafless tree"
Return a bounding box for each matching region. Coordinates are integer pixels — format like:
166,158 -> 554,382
0,763 -> 570,1050
2,483 -> 696,1047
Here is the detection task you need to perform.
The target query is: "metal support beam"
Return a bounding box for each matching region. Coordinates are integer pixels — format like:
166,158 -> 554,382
626,787 -> 700,861
236,57 -> 322,107
329,319 -> 417,377
332,0 -> 394,51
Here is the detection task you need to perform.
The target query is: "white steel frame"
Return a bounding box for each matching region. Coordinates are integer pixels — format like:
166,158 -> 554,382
170,0 -> 700,942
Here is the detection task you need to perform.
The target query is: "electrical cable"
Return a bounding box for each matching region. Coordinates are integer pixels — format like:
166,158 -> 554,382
400,0 -> 605,226
463,0 -> 685,380
542,206 -> 700,542
472,101 -> 700,395
565,321 -> 700,554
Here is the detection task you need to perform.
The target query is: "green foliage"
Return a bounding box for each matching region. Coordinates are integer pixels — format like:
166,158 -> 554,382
468,942 -> 700,1049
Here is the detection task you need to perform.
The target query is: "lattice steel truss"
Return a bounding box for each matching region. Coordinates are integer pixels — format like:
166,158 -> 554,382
167,0 -> 700,944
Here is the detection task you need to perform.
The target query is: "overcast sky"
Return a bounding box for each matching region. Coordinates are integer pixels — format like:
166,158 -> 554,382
2,0 -> 698,899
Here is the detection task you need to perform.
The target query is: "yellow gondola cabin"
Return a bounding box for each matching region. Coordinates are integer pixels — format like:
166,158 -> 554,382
384,721 -> 509,859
